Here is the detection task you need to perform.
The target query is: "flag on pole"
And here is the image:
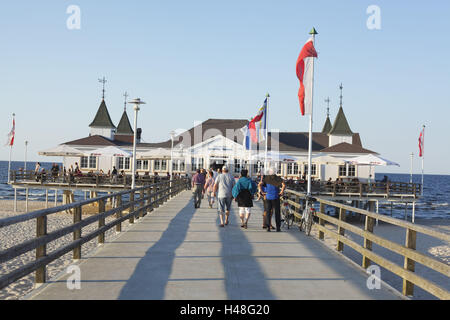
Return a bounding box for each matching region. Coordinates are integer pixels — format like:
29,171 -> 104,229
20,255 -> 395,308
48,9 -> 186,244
418,128 -> 424,157
296,37 -> 318,116
256,98 -> 268,142
240,124 -> 251,151
248,104 -> 266,144
5,116 -> 15,147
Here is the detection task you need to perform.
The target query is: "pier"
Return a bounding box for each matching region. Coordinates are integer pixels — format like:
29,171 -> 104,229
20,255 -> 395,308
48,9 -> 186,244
0,181 -> 448,300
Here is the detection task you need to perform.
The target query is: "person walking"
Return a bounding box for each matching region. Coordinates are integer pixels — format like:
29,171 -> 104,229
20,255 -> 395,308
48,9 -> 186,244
232,169 -> 257,229
204,169 -> 216,208
262,168 -> 286,232
192,169 -> 205,208
213,166 -> 235,227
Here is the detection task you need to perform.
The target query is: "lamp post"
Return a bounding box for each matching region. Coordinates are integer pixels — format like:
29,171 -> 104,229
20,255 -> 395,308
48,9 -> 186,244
24,141 -> 28,172
170,130 -> 175,178
129,98 -> 146,189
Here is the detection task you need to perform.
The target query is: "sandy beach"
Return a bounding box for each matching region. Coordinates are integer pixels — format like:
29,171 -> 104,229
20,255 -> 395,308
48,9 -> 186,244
0,199 -> 449,300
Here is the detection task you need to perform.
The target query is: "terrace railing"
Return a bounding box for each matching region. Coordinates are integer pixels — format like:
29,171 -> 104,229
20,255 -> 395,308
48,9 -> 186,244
284,188 -> 450,300
0,178 -> 189,290
286,180 -> 421,198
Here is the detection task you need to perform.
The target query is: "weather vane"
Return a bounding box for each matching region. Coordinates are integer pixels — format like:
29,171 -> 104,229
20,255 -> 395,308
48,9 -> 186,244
339,83 -> 344,108
123,91 -> 129,111
98,77 -> 107,100
325,97 -> 331,117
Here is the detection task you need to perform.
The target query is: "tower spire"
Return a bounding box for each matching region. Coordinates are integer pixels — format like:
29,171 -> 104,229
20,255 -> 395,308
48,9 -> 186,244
325,97 -> 331,117
123,91 -> 129,112
98,77 -> 107,100
339,83 -> 343,108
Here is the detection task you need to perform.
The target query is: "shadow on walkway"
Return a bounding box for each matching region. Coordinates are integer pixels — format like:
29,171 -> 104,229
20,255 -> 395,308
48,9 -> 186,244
219,204 -> 276,299
117,198 -> 195,299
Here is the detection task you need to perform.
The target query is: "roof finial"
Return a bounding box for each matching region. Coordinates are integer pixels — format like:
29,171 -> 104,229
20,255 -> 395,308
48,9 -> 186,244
325,97 -> 330,117
98,77 -> 107,100
123,91 -> 129,112
339,83 -> 343,108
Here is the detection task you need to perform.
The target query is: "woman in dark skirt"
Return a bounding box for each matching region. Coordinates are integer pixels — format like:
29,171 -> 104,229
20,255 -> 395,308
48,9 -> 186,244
232,169 -> 257,229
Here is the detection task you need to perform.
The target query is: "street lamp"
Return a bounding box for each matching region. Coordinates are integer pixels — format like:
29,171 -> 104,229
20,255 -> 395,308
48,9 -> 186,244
128,98 -> 146,189
24,141 -> 29,172
170,130 -> 175,178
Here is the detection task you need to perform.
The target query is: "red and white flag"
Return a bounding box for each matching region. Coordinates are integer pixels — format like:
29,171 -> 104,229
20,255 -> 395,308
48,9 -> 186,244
296,37 -> 318,116
5,116 -> 15,147
418,127 -> 424,157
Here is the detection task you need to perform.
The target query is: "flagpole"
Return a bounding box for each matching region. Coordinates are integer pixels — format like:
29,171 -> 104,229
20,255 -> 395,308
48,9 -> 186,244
265,93 -> 269,172
7,113 -> 15,184
421,125 -> 425,196
307,28 -> 318,196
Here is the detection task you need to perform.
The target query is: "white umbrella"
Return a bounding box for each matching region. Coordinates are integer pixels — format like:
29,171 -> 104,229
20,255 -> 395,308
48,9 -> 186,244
311,154 -> 346,165
88,146 -> 132,157
345,154 -> 400,167
251,151 -> 300,162
38,144 -> 86,157
138,148 -> 183,160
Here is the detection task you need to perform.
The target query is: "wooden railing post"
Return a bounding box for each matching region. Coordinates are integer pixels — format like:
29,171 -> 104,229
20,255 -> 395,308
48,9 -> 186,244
36,215 -> 47,284
129,191 -> 135,224
116,195 -> 122,232
403,228 -> 417,296
73,206 -> 82,260
362,201 -> 376,268
147,187 -> 153,214
318,202 -> 325,240
139,189 -> 145,218
337,207 -> 346,252
98,199 -> 106,244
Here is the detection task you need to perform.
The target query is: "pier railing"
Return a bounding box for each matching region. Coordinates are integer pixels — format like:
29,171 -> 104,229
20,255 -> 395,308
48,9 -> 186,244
9,170 -> 171,187
284,189 -> 450,300
0,178 -> 189,290
286,180 -> 421,199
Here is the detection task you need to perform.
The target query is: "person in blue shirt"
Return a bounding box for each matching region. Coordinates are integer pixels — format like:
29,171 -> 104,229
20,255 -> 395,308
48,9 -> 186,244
261,168 -> 286,232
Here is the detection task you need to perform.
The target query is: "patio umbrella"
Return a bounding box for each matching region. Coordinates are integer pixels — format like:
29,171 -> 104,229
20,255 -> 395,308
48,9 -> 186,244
345,154 -> 400,167
138,148 -> 183,160
250,151 -> 301,162
311,154 -> 346,165
38,144 -> 86,157
87,146 -> 132,157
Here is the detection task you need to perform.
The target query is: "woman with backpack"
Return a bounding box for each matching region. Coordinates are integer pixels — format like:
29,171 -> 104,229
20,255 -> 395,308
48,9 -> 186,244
232,169 -> 257,229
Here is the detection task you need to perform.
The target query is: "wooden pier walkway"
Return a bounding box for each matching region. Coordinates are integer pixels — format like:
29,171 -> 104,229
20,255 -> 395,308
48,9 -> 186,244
27,191 -> 400,300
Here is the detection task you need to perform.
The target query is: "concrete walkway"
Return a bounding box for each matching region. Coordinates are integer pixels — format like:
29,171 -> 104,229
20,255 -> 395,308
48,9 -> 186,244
28,191 -> 400,300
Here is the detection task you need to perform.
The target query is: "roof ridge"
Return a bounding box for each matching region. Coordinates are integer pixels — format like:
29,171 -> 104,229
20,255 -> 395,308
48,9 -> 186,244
89,100 -> 116,129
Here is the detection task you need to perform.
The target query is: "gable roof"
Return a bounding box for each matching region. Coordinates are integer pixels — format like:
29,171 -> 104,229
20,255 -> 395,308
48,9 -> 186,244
89,100 -> 116,129
64,135 -> 118,147
320,142 -> 377,154
328,106 -> 353,136
116,111 -> 134,135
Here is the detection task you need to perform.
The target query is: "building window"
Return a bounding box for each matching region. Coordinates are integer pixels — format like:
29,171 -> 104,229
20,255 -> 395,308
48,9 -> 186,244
339,165 -> 347,177
348,165 -> 356,177
179,160 -> 185,172
287,163 -> 299,175
275,163 -> 281,175
304,164 -> 317,176
191,157 -> 204,171
161,160 -> 167,171
154,160 -> 161,171
234,159 -> 241,173
80,156 -> 97,169
136,160 -> 149,171
293,163 -> 299,175
118,157 -> 131,170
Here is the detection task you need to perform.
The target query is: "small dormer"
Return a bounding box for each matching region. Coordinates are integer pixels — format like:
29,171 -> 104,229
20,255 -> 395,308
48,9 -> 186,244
89,99 -> 116,140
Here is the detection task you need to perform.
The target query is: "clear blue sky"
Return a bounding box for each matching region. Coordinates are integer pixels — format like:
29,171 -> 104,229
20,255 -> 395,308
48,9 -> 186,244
1,1 -> 449,174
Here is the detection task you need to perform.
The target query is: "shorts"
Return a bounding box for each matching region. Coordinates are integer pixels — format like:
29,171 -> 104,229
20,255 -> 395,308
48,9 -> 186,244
217,197 -> 232,213
239,207 -> 251,215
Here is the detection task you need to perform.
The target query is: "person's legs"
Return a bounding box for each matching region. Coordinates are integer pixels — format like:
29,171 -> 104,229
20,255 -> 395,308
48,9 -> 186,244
273,198 -> 281,231
244,208 -> 251,228
224,197 -> 232,225
218,198 -> 225,226
239,207 -> 245,227
266,200 -> 274,232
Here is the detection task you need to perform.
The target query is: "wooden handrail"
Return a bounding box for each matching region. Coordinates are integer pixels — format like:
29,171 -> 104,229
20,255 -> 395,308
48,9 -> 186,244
0,178 -> 189,290
284,189 -> 450,300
